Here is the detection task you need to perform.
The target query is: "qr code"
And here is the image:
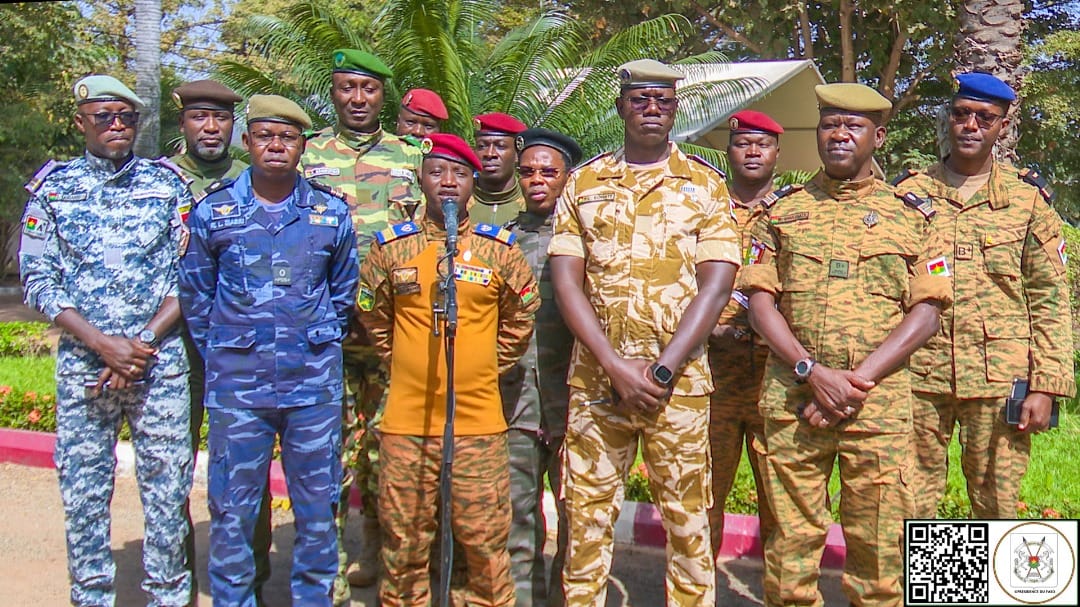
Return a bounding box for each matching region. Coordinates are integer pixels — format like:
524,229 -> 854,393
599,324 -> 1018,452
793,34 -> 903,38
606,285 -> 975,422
906,521 -> 990,605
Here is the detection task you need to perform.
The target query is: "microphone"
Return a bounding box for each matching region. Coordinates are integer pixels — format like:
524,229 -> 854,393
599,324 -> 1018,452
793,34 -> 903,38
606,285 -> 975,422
442,198 -> 459,252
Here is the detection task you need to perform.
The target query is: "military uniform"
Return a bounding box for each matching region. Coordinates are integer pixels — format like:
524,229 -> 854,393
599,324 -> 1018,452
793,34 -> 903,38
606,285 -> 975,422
359,211 -> 539,607
472,184 -> 527,227
897,162 -> 1075,518
501,210 -> 574,607
20,149 -> 194,606
739,171 -> 953,607
549,142 -> 741,606
180,156 -> 359,605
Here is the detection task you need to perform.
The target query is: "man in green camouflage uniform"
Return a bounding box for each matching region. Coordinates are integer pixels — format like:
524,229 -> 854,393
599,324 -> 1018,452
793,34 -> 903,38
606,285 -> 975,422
896,72 -> 1075,521
299,48 -> 423,601
740,83 -> 953,607
549,60 -> 740,607
471,113 -> 528,227
501,128 -> 581,607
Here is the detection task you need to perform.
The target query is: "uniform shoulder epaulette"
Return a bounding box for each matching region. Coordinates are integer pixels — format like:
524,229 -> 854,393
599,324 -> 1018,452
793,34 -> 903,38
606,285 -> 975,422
24,159 -> 69,194
375,221 -> 421,245
687,154 -> 726,179
760,183 -> 804,209
889,168 -> 919,187
195,178 -> 233,204
1018,167 -> 1056,204
307,178 -> 336,195
897,190 -> 936,219
578,152 -> 611,168
153,157 -> 194,186
474,222 -> 517,246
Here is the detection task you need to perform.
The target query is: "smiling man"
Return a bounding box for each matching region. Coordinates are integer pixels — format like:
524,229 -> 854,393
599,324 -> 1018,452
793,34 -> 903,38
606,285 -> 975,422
895,72 -> 1075,521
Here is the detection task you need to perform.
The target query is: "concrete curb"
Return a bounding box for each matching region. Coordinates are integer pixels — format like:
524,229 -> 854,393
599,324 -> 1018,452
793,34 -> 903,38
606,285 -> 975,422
0,428 -> 846,567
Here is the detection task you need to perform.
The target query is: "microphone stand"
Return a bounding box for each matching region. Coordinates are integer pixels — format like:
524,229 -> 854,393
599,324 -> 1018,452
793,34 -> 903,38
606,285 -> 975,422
433,200 -> 459,607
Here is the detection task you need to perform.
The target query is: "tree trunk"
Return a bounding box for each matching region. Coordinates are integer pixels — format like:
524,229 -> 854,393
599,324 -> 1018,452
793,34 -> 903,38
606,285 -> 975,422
955,0 -> 1024,163
839,0 -> 856,82
134,0 -> 161,158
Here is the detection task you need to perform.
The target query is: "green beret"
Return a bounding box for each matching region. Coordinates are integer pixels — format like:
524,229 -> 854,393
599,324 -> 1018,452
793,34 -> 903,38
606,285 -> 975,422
245,94 -> 312,130
815,83 -> 892,114
617,59 -> 684,91
172,80 -> 243,110
331,49 -> 393,81
74,75 -> 145,109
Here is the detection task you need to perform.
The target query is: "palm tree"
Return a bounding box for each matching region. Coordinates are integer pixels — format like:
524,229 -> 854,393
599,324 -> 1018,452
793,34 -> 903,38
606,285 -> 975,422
134,0 -> 162,157
215,0 -> 763,160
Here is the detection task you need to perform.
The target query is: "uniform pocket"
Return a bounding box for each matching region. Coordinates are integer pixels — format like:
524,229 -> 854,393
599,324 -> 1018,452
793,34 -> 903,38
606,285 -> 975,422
983,316 -> 1030,382
307,319 -> 343,346
981,225 -> 1025,277
208,324 -> 256,349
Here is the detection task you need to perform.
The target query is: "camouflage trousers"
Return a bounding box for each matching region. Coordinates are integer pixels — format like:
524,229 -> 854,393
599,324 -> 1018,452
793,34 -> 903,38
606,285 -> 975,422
563,390 -> 714,607
707,347 -> 773,558
761,418 -> 914,607
378,433 -> 514,607
507,428 -> 566,607
207,404 -> 341,607
55,372 -> 193,607
911,392 -> 1029,519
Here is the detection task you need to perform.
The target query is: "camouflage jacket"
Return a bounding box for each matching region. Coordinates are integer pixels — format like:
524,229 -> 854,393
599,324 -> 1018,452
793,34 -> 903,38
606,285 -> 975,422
738,172 -> 954,431
471,182 -> 526,227
300,126 -> 423,266
896,161 -> 1075,398
179,169 -> 359,409
168,152 -> 248,204
548,143 -> 741,397
500,211 -> 573,439
19,152 -> 192,378
358,216 -> 540,436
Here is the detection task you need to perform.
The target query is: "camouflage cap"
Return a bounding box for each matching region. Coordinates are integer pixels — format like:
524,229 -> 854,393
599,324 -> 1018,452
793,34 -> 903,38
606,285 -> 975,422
617,59 -> 684,91
74,75 -> 145,109
246,94 -> 312,130
815,83 -> 892,114
515,127 -> 583,167
172,79 -> 243,110
331,48 -> 393,81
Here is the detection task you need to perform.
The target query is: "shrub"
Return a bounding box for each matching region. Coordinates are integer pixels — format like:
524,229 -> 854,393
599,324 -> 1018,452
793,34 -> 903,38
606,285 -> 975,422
0,385 -> 57,432
0,322 -> 52,357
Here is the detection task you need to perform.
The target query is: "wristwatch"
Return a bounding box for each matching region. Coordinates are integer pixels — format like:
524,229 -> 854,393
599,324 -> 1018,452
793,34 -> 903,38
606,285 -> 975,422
138,328 -> 159,348
648,362 -> 674,387
793,357 -> 815,383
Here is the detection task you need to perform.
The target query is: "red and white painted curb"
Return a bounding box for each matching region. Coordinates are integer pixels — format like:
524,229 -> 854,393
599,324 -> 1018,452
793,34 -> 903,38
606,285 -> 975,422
0,428 -> 846,567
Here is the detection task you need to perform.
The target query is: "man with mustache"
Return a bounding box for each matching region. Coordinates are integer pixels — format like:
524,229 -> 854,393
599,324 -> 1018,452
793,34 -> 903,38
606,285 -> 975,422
19,74 -> 195,606
471,112 -> 528,227
895,72 -> 1074,522
740,83 -> 953,607
300,48 -> 424,600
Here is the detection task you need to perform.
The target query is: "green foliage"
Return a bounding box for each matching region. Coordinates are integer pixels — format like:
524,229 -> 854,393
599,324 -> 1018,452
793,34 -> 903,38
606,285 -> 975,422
0,322 -> 52,357
0,356 -> 55,397
0,383 -> 57,433
624,461 -> 653,503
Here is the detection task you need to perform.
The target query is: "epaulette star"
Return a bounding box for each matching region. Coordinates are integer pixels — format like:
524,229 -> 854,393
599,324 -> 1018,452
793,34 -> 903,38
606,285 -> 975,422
375,221 -> 420,245
474,222 -> 517,246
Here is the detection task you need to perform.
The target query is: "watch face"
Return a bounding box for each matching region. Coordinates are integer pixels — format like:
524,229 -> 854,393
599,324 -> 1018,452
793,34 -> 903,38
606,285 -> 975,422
140,330 -> 156,344
652,364 -> 673,384
795,358 -> 814,379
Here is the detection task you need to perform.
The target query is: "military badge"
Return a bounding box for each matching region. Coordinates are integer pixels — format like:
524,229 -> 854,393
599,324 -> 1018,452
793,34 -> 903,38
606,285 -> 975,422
828,260 -> 850,279
357,283 -> 375,311
473,117 -> 483,131
172,90 -> 184,109
729,116 -> 739,130
334,51 -> 345,67
618,68 -> 631,84
22,214 -> 50,238
862,210 -> 878,228
420,137 -> 434,154
391,267 -> 421,295
515,136 -> 525,152
403,92 -> 413,105
313,203 -> 328,214
211,202 -> 240,218
926,256 -> 951,277
519,282 -> 539,304
454,263 -> 493,286
746,239 -> 766,265
77,84 -> 89,101
309,214 -> 339,227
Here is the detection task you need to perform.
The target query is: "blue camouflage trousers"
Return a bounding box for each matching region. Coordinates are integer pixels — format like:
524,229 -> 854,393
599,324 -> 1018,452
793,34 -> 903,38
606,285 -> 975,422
55,372 -> 193,607
207,404 -> 341,607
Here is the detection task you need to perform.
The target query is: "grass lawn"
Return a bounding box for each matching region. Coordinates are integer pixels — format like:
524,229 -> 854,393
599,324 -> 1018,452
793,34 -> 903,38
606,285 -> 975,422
0,356 -> 55,394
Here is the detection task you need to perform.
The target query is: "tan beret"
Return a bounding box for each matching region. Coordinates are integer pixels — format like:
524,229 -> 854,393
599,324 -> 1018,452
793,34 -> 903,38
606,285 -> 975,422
617,59 -> 684,90
815,83 -> 892,113
245,94 -> 312,130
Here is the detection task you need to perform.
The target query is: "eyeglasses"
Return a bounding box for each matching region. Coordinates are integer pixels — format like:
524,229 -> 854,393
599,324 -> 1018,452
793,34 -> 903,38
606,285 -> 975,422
249,130 -> 303,148
517,167 -> 561,179
80,111 -> 140,128
949,107 -> 1004,129
626,95 -> 678,114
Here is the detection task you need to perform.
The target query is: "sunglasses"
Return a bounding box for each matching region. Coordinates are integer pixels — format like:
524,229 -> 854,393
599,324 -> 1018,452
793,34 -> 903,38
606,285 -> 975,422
625,95 -> 678,114
517,167 -> 562,179
949,107 -> 1004,129
80,111 -> 140,128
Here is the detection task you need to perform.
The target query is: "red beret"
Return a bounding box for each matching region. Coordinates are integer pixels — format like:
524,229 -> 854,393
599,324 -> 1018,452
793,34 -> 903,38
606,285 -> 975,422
401,88 -> 448,121
728,110 -> 784,136
473,112 -> 527,136
421,133 -> 482,172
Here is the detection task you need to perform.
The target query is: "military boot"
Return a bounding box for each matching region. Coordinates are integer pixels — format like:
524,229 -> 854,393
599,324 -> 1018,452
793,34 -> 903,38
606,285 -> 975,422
346,515 -> 382,587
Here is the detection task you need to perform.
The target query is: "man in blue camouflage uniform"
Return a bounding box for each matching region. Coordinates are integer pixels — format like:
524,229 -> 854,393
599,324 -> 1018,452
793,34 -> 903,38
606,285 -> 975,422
501,127 -> 581,607
19,74 -> 194,607
179,95 -> 359,607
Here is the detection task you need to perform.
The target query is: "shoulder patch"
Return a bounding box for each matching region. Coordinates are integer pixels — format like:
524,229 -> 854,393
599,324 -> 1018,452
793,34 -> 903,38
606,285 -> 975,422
1018,167 -> 1056,204
24,160 -> 69,194
154,157 -> 194,185
474,222 -> 517,246
889,168 -> 918,187
760,184 -> 804,209
897,191 -> 936,219
375,221 -> 421,245
688,154 -> 726,179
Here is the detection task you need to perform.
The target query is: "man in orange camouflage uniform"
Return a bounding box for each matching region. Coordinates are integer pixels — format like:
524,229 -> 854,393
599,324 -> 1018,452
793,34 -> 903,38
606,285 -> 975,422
706,110 -> 783,558
358,133 -> 539,607
895,72 -> 1075,520
740,83 -> 953,607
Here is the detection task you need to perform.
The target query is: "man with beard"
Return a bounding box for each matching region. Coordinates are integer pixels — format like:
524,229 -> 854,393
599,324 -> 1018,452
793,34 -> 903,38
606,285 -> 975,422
300,48 -> 424,601
895,72 -> 1074,520
395,88 -> 448,145
470,113 -> 528,227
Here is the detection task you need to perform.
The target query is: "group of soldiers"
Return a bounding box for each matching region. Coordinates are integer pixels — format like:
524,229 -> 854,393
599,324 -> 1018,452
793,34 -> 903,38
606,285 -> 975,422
17,41 -> 1073,607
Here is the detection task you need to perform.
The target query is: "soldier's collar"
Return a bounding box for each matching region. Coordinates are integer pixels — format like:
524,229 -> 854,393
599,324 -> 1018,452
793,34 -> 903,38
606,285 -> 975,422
181,151 -> 234,180
815,171 -> 878,201
515,210 -> 553,229
85,149 -> 136,176
334,125 -> 383,152
422,214 -> 470,242
474,181 -> 522,206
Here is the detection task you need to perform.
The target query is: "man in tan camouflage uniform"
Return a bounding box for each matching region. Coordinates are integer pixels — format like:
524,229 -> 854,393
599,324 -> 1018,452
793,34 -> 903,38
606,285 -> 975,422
740,83 -> 953,607
358,133 -> 539,607
706,110 -> 783,558
549,59 -> 740,607
471,113 -> 528,227
501,128 -> 581,607
299,48 -> 423,600
896,72 -> 1075,520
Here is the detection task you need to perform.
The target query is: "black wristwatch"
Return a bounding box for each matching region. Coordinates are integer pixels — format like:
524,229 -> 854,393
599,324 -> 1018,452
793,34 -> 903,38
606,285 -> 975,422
138,328 -> 159,348
648,362 -> 674,387
793,357 -> 815,383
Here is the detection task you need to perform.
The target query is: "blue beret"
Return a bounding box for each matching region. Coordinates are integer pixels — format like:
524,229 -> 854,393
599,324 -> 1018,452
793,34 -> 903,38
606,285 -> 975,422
955,72 -> 1016,104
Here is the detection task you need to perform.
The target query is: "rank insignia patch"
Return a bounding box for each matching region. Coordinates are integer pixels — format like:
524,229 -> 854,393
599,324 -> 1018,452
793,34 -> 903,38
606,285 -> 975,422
309,214 -> 339,227
454,263 -> 493,286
